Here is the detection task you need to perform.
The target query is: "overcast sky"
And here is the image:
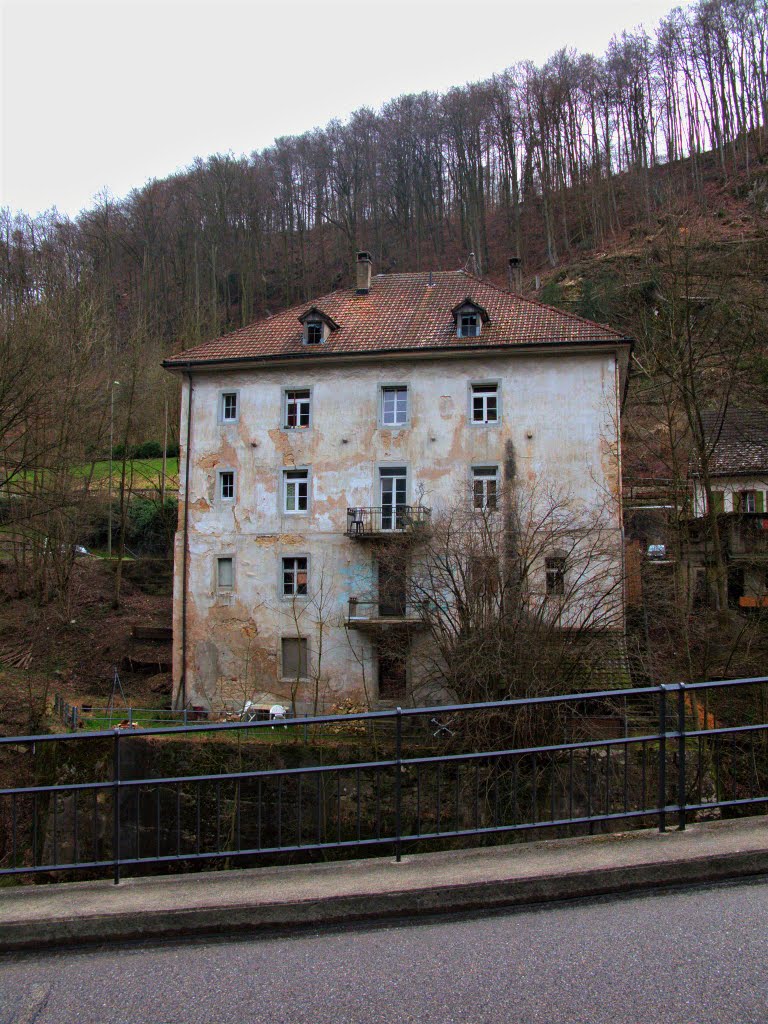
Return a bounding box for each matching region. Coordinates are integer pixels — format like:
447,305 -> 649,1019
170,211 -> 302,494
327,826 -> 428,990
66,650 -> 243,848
1,0 -> 694,219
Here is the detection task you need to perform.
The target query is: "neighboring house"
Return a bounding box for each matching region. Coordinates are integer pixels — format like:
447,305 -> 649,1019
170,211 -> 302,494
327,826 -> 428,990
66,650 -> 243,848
163,254 -> 632,713
690,408 -> 768,608
693,409 -> 768,516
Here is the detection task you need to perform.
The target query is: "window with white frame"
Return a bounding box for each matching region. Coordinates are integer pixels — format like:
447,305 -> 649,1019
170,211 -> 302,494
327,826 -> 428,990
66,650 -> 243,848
472,466 -> 498,510
283,469 -> 309,513
545,556 -> 566,596
381,386 -> 408,427
281,637 -> 309,679
460,312 -> 479,337
220,392 -> 238,423
305,320 -> 323,345
284,389 -> 311,429
217,556 -> 234,590
282,556 -> 308,597
471,383 -> 498,424
379,466 -> 408,530
218,470 -> 235,502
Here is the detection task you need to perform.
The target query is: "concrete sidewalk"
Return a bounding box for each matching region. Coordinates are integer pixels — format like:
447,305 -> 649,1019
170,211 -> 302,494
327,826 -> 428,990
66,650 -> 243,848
2,816 -> 768,952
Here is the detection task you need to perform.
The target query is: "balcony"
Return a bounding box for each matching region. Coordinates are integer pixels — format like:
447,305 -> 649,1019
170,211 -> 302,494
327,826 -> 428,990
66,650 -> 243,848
346,505 -> 431,539
346,597 -> 426,632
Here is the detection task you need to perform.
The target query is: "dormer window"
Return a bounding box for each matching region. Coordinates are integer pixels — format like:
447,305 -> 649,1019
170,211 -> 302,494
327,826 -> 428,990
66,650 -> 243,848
460,313 -> 479,337
451,297 -> 489,339
298,306 -> 340,346
306,320 -> 323,344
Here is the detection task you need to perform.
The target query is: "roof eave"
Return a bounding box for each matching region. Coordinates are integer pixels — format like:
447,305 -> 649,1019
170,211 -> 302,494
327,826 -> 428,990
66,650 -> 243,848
162,336 -> 634,373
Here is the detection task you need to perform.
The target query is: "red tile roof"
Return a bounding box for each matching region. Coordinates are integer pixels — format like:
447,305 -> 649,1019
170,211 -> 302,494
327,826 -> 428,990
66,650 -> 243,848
163,270 -> 630,368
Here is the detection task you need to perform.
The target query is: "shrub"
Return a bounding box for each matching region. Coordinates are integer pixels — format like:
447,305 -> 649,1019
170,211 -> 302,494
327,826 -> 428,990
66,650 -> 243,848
132,440 -> 164,459
127,496 -> 178,555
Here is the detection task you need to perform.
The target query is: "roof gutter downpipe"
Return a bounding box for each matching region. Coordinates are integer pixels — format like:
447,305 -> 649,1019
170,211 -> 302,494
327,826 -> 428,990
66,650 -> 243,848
179,368 -> 194,711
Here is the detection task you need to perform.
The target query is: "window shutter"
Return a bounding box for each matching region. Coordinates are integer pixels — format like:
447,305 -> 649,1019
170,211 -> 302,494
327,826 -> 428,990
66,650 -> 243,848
711,491 -> 725,513
756,492 -> 765,513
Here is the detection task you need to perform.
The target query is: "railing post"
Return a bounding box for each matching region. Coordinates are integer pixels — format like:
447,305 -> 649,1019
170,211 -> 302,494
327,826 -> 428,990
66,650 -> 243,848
71,705 -> 77,731
658,684 -> 667,833
677,681 -> 687,831
128,707 -> 133,727
395,707 -> 403,863
113,728 -> 121,884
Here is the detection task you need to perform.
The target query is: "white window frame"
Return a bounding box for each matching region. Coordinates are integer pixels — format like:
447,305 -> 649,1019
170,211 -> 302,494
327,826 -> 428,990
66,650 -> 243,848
283,468 -> 310,514
380,385 -> 409,428
459,312 -> 479,338
470,382 -> 500,425
303,320 -> 325,345
281,555 -> 309,598
472,465 -> 499,510
738,490 -> 757,513
218,390 -> 239,424
280,636 -> 310,681
283,388 -> 312,430
378,464 -> 409,530
217,469 -> 236,503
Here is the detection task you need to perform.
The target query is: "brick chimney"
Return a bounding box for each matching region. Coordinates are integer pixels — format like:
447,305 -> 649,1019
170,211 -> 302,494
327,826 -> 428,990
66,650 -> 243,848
356,251 -> 372,294
508,255 -> 522,293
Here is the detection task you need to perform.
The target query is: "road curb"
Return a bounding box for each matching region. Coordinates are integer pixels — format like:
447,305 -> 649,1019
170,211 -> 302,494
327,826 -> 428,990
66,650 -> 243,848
2,846 -> 767,952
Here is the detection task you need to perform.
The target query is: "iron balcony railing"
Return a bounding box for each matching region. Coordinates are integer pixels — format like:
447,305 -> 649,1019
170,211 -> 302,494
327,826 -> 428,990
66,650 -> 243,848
347,597 -> 426,628
346,505 -> 431,537
3,676 -> 768,883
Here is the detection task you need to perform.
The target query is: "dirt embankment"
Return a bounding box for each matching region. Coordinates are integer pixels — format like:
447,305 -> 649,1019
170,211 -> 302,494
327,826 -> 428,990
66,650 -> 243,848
0,557 -> 172,741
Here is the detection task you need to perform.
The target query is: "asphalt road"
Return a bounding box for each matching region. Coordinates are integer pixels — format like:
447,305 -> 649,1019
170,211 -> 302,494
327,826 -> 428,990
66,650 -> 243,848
2,878 -> 767,1024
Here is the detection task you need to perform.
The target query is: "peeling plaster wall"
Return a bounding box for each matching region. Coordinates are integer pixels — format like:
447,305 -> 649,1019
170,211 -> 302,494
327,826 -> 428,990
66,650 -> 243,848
173,350 -> 624,710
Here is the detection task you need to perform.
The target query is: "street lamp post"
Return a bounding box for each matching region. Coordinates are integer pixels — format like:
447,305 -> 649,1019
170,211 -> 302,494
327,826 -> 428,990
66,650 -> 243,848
108,381 -> 120,558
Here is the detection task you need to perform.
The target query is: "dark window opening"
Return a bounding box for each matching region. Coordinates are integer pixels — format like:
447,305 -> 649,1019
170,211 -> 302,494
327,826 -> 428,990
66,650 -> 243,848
283,556 -> 308,597
378,652 -> 407,698
460,313 -> 479,337
545,556 -> 566,596
305,321 -> 323,344
282,637 -> 308,679
285,389 -> 311,428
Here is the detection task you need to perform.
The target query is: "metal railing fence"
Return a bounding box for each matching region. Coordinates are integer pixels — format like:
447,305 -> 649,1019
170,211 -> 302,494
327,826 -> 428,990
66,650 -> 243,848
52,695 -> 208,731
4,676 -> 768,884
346,505 -> 431,535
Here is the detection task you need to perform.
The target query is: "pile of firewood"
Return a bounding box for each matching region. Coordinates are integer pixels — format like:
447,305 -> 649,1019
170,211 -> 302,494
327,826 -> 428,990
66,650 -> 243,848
0,640 -> 33,670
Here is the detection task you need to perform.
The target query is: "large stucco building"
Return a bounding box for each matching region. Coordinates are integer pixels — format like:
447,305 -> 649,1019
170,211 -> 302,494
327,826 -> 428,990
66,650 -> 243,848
164,254 -> 632,713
